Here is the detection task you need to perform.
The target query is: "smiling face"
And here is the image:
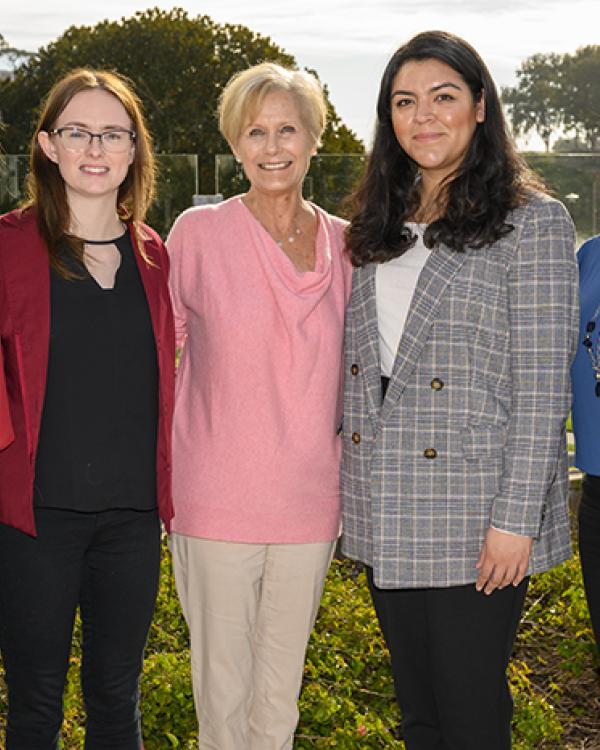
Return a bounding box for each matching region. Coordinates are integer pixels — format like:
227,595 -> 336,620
232,89 -> 316,198
390,58 -> 485,190
38,88 -> 135,206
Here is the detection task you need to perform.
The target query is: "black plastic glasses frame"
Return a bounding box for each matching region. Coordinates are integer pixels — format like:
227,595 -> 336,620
48,126 -> 136,151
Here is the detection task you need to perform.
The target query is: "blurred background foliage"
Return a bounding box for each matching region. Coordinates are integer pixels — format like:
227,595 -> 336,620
0,8 -> 363,198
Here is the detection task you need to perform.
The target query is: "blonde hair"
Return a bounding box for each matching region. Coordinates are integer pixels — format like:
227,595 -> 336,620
218,62 -> 327,149
25,68 -> 156,277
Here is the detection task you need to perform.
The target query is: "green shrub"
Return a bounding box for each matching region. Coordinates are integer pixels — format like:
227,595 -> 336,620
1,521 -> 599,748
142,651 -> 197,749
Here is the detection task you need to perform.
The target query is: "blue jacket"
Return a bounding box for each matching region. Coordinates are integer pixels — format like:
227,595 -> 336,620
572,234 -> 600,474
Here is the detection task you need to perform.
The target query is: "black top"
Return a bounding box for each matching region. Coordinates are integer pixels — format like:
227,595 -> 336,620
34,231 -> 159,511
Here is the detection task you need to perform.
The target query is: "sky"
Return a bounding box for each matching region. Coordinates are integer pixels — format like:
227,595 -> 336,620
2,0 -> 599,148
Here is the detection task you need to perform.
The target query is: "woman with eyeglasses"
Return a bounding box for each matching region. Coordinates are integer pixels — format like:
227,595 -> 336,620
572,235 -> 600,657
0,69 -> 175,749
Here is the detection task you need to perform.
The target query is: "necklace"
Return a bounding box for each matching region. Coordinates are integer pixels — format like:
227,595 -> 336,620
275,226 -> 302,248
82,232 -> 127,245
582,303 -> 600,396
277,225 -> 315,272
242,197 -> 315,270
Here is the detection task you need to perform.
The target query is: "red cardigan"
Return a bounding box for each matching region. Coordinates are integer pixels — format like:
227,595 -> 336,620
0,208 -> 175,535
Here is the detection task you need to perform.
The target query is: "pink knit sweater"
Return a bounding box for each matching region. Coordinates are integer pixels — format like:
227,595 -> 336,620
166,196 -> 351,543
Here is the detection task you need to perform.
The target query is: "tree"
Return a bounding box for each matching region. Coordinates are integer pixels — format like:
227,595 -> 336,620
503,46 -> 600,152
561,45 -> 600,150
0,8 -> 362,191
502,52 -> 565,152
0,32 -> 33,63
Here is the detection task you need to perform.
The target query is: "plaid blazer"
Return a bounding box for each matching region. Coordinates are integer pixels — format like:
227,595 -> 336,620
341,192 -> 579,588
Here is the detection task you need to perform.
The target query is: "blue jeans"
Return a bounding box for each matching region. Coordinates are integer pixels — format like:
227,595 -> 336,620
0,507 -> 160,750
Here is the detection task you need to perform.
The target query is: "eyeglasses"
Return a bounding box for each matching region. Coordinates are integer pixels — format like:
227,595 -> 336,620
48,126 -> 136,153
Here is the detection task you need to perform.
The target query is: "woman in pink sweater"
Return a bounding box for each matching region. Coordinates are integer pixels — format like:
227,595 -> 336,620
166,62 -> 351,750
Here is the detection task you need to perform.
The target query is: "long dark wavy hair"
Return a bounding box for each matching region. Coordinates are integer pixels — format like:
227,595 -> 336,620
346,30 -> 545,267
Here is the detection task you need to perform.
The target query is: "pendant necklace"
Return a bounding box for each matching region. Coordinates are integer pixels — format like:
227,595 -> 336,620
275,226 -> 302,248
582,302 -> 600,396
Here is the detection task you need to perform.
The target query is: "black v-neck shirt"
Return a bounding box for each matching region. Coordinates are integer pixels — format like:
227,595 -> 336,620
34,231 -> 159,511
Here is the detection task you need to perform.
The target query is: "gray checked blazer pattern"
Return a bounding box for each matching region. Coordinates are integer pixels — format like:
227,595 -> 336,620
341,192 -> 579,589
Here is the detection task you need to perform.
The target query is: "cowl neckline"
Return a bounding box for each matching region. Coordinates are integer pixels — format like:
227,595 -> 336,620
236,196 -> 333,297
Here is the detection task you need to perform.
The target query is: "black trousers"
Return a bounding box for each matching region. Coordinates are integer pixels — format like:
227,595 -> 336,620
367,567 -> 528,750
0,507 -> 161,750
579,473 -> 600,653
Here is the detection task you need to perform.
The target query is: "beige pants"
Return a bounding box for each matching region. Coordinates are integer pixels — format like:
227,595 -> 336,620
170,534 -> 336,750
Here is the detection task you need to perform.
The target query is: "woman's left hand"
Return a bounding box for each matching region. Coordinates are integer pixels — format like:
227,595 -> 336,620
475,528 -> 532,595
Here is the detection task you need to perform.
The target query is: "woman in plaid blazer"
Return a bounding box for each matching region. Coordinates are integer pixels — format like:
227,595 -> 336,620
341,31 -> 578,750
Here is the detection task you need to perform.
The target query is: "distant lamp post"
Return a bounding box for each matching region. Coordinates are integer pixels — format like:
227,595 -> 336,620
564,193 -> 580,231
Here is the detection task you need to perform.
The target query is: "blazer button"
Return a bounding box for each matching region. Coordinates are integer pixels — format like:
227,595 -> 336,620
351,364 -> 359,376
352,432 -> 361,444
423,447 -> 437,459
430,378 -> 444,391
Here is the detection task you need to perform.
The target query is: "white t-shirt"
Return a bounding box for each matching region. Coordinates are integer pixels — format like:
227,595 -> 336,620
376,223 -> 431,377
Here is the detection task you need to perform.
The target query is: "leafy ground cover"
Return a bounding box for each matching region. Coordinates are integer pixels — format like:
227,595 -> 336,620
0,483 -> 598,748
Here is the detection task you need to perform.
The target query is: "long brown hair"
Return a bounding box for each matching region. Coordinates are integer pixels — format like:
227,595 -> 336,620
346,31 -> 545,267
23,68 -> 156,277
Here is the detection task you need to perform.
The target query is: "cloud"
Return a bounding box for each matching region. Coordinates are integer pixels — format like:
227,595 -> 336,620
3,0 -> 599,143
340,0 -> 582,11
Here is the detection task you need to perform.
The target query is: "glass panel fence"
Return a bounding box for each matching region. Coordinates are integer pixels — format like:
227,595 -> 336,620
2,151 -> 600,241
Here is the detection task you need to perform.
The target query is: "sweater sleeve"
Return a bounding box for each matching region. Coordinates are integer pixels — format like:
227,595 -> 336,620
166,213 -> 190,351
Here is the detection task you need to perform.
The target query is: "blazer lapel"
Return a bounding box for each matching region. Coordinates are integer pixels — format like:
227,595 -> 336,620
381,243 -> 470,421
353,264 -> 382,426
130,226 -> 162,345
130,227 -> 172,417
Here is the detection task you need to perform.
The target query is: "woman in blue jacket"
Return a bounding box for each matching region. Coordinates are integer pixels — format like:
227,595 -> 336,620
572,234 -> 600,653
